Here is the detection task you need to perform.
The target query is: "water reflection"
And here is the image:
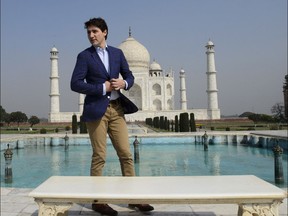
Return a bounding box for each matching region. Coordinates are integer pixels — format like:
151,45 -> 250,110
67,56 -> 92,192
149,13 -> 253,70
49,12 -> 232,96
1,143 -> 287,188
201,150 -> 221,175
64,151 -> 69,165
204,151 -> 209,166
134,161 -> 140,176
211,154 -> 220,175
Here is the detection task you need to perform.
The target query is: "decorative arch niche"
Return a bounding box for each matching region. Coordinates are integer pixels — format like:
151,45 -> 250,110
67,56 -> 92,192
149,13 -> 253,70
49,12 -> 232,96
152,84 -> 161,96
166,84 -> 172,96
153,99 -> 162,111
167,99 -> 173,110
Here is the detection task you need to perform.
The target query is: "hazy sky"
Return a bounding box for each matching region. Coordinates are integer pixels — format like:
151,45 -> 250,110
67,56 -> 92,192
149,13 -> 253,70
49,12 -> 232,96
1,0 -> 287,119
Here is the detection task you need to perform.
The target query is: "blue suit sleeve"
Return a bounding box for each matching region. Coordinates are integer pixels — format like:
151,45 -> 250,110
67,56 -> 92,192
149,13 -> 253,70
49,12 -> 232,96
70,52 -> 104,96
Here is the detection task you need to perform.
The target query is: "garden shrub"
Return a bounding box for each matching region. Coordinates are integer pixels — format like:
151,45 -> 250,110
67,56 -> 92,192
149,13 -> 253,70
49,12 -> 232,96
179,112 -> 189,132
40,128 -> 47,134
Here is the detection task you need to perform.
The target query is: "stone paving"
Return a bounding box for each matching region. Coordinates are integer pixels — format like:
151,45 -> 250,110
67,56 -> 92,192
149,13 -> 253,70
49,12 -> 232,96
1,187 -> 287,216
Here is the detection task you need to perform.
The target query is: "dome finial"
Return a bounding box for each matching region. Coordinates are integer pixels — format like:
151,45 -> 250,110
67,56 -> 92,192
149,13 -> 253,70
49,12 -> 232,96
129,26 -> 131,37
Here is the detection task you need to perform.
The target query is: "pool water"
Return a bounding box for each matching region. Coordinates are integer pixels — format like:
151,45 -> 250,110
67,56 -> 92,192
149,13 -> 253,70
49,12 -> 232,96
1,143 -> 287,188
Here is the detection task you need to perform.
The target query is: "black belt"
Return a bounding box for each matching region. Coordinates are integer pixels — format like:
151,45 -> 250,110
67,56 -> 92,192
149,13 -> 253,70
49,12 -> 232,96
109,98 -> 120,105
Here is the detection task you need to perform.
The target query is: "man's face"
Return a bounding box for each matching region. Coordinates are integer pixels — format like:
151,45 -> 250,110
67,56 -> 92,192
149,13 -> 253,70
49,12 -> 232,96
87,26 -> 107,48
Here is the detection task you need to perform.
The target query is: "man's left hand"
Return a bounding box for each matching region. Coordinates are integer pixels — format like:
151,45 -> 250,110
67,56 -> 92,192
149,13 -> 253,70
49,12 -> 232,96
110,78 -> 125,90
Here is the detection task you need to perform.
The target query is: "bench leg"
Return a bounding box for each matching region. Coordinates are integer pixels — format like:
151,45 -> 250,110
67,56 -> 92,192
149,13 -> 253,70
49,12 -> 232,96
238,200 -> 282,216
35,199 -> 73,216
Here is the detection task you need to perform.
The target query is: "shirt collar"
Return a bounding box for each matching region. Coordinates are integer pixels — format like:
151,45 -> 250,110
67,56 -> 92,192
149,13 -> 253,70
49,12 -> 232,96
95,44 -> 108,52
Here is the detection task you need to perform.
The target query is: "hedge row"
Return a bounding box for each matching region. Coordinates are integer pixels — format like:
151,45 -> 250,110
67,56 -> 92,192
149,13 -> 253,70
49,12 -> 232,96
145,112 -> 197,132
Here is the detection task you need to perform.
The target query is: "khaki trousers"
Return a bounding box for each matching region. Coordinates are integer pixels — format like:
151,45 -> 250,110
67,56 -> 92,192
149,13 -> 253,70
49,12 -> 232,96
86,101 -> 135,177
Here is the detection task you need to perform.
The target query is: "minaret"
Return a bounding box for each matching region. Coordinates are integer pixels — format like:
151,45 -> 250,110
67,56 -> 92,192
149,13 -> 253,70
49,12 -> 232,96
205,40 -> 220,119
179,68 -> 187,110
283,75 -> 288,119
49,46 -> 60,121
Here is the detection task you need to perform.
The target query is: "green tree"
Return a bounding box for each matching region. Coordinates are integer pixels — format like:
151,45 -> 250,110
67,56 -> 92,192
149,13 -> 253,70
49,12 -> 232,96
248,113 -> 275,123
259,114 -> 275,122
28,116 -> 40,128
248,114 -> 261,123
171,120 -> 174,131
159,116 -> 164,129
72,114 -> 78,134
4,113 -> 11,126
0,105 -> 8,123
271,102 -> 285,122
153,117 -> 160,128
80,116 -> 87,134
145,118 -> 153,126
190,113 -> 196,132
10,111 -> 28,127
175,115 -> 179,132
164,117 -> 168,130
179,112 -> 189,132
239,112 -> 254,118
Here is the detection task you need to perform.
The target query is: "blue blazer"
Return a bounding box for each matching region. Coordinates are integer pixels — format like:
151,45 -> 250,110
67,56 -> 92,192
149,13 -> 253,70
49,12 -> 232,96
71,45 -> 138,122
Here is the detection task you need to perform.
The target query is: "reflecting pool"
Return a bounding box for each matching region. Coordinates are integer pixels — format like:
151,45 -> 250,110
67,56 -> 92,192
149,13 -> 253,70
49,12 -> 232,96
1,143 -> 287,188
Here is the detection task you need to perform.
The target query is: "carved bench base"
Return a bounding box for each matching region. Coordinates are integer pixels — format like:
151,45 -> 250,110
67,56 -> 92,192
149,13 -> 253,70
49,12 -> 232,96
238,200 -> 282,216
36,199 -> 72,216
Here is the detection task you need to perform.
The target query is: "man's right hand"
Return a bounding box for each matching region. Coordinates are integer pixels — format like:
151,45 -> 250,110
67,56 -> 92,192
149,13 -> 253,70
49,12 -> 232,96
105,81 -> 113,92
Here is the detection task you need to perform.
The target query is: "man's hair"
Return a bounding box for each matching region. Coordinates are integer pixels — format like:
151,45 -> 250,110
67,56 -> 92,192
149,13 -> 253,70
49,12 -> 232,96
84,17 -> 108,40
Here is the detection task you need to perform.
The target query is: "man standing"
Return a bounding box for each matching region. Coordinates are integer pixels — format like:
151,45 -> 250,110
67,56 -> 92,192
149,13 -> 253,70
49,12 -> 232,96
71,17 -> 153,216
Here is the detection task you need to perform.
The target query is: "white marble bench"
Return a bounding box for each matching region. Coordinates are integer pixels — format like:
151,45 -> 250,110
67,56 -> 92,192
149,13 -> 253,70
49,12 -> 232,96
29,175 -> 286,216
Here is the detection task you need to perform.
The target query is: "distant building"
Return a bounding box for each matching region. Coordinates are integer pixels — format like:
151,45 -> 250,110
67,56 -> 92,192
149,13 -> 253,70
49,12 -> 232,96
283,74 -> 288,119
48,32 -> 221,122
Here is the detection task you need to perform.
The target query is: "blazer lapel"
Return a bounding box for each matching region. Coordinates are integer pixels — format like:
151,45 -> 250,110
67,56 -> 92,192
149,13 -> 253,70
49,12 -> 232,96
90,47 -> 110,78
107,47 -> 117,79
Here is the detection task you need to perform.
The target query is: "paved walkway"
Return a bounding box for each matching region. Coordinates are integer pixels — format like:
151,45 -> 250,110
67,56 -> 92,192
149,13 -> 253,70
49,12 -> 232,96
1,187 -> 287,216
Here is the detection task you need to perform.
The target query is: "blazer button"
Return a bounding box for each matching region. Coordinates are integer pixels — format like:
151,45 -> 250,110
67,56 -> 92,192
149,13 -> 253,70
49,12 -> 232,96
107,96 -> 110,99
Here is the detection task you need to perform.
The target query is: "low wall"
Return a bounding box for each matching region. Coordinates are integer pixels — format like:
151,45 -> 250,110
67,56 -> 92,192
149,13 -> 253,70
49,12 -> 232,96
1,131 -> 287,152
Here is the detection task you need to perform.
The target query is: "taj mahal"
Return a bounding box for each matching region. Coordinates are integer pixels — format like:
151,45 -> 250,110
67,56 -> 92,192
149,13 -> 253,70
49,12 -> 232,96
49,31 -> 220,122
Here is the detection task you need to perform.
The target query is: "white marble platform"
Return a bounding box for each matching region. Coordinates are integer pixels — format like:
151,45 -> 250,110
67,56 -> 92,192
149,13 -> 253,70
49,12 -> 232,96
1,187 -> 287,216
27,175 -> 287,216
30,176 -> 285,203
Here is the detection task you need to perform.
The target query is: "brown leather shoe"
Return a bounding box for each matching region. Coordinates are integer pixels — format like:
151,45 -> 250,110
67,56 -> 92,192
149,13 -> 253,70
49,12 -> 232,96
128,204 -> 154,212
92,204 -> 118,216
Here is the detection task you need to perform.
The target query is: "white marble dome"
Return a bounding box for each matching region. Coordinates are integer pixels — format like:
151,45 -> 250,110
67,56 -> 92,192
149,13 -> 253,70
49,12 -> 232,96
51,46 -> 58,52
150,60 -> 162,71
118,36 -> 150,69
206,40 -> 214,46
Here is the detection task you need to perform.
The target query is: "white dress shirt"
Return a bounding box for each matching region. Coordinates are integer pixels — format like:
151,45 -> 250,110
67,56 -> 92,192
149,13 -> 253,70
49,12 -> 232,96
96,45 -> 120,100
